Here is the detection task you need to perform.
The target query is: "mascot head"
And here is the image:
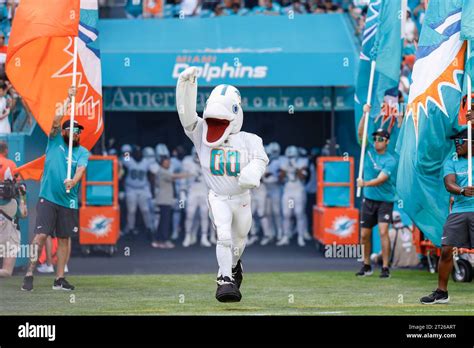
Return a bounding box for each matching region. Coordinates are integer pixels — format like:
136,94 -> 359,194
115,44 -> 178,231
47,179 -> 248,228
202,84 -> 243,147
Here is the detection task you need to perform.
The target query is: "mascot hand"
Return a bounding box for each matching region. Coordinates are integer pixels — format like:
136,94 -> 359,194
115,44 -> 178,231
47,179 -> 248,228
238,165 -> 261,189
178,66 -> 198,84
176,66 -> 199,129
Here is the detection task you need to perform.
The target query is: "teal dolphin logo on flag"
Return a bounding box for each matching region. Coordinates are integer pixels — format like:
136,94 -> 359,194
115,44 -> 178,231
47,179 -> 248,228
396,0 -> 473,246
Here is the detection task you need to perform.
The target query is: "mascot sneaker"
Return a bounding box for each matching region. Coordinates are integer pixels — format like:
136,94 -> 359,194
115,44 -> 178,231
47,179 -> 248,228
216,276 -> 242,303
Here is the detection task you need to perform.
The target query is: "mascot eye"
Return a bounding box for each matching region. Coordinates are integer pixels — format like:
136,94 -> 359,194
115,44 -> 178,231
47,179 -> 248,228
232,104 -> 239,114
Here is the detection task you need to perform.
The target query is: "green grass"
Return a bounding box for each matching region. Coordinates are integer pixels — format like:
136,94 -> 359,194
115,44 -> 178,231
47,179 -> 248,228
1,270 -> 474,315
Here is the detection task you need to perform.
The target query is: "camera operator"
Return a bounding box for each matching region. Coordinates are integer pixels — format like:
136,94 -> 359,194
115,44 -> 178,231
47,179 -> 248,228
0,174 -> 27,277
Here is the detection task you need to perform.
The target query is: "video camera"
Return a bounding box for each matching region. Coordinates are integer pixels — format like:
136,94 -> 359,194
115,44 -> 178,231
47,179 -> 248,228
0,175 -> 26,200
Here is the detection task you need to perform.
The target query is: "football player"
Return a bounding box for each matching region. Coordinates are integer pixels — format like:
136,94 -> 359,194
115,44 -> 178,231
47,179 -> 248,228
122,145 -> 155,238
278,145 -> 309,247
182,147 -> 211,247
262,142 -> 283,244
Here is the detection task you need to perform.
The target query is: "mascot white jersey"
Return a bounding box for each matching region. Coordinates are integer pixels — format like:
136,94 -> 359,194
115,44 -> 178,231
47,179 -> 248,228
176,66 -> 268,303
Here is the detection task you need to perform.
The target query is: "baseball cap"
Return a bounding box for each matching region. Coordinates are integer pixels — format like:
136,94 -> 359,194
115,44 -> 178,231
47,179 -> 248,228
450,128 -> 468,140
371,128 -> 390,139
62,120 -> 84,131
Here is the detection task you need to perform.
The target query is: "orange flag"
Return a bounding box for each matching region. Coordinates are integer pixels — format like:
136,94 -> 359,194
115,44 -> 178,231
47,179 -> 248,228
7,0 -> 103,180
15,157 -> 45,181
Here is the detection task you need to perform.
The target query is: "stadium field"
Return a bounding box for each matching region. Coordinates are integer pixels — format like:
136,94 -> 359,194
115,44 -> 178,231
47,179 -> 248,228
1,270 -> 473,316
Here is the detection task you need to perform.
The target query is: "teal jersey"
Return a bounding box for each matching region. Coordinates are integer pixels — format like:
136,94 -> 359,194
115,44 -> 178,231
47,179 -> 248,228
363,146 -> 397,202
443,156 -> 474,214
39,133 -> 90,209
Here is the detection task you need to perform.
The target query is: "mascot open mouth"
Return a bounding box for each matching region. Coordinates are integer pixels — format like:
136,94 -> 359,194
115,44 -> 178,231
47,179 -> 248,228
205,118 -> 230,143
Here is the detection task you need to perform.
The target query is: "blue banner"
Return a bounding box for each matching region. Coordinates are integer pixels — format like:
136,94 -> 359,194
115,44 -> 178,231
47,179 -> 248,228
98,15 -> 358,87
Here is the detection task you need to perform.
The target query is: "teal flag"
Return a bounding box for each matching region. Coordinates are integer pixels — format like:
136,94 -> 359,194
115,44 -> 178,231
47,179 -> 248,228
460,0 -> 474,108
354,0 -> 403,153
396,0 -> 472,246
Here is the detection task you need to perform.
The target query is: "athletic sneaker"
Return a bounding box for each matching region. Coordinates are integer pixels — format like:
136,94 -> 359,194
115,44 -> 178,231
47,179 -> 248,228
276,236 -> 290,246
355,264 -> 373,277
37,263 -> 54,273
420,289 -> 449,304
260,236 -> 273,246
182,234 -> 192,247
380,267 -> 391,278
52,278 -> 75,291
151,241 -> 160,248
164,241 -> 175,249
215,276 -> 241,303
297,236 -> 306,247
303,231 -> 313,241
232,260 -> 243,289
21,275 -> 34,292
247,235 -> 258,246
151,241 -> 167,249
200,237 -> 211,247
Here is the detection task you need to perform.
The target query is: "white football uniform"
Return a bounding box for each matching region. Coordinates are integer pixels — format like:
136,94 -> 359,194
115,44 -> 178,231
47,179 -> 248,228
184,118 -> 268,277
280,156 -> 309,240
123,158 -> 154,232
182,155 -> 210,243
144,156 -> 159,230
249,182 -> 272,239
262,157 -> 283,240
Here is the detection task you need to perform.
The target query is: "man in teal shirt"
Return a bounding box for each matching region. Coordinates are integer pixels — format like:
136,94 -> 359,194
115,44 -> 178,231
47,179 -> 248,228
421,127 -> 474,304
355,106 -> 397,279
22,87 -> 90,292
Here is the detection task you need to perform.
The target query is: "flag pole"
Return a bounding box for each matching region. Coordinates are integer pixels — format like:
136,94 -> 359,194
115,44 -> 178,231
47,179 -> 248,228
66,36 -> 78,194
401,0 -> 407,40
468,40 -> 472,187
357,60 -> 376,198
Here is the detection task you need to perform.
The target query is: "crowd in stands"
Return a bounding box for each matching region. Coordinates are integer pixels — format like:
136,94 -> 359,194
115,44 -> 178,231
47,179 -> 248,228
351,0 -> 426,113
100,0 -> 355,19
0,0 -> 34,135
99,0 -> 429,38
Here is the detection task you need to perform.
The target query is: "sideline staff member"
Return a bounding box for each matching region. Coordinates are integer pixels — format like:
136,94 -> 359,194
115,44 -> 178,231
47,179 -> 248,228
22,87 -> 90,292
421,127 -> 474,304
355,105 -> 397,279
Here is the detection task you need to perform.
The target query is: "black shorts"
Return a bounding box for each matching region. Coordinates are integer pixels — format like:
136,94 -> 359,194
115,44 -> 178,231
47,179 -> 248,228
34,198 -> 79,239
360,198 -> 394,229
442,213 -> 474,248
